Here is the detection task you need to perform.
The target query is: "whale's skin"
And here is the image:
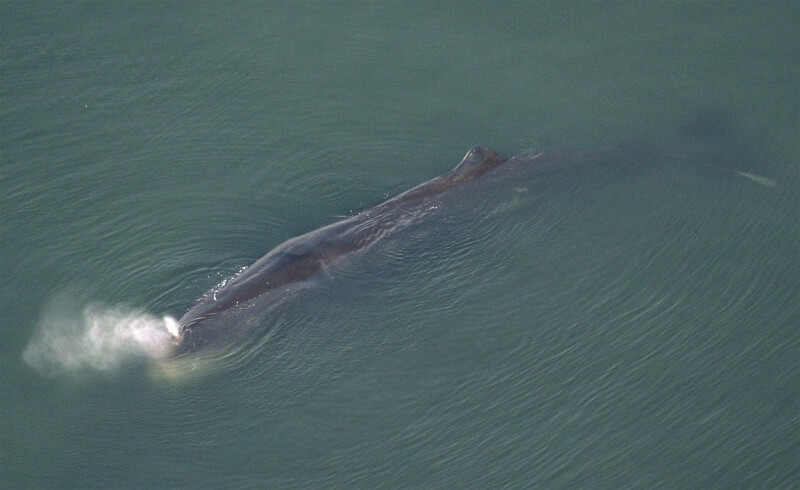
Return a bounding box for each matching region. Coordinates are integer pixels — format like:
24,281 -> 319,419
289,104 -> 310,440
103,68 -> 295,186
174,143 -> 636,353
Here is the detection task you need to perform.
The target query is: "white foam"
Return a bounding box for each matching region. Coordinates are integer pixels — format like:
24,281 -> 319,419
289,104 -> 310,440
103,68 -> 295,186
23,300 -> 179,376
733,170 -> 777,188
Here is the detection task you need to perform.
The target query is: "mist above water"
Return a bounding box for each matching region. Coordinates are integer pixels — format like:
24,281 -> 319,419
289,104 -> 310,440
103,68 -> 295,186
23,295 -> 179,376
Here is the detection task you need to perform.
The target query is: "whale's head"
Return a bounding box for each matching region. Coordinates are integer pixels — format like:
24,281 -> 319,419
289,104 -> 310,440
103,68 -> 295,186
452,145 -> 506,180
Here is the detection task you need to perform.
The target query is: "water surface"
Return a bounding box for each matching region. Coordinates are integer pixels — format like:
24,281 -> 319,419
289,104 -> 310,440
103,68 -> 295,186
1,2 -> 798,488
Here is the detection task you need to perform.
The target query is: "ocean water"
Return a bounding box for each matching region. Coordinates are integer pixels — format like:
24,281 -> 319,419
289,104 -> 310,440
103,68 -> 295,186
1,2 -> 798,488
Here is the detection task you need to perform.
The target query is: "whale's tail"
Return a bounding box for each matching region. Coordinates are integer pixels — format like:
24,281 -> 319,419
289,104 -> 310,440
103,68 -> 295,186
666,109 -> 775,187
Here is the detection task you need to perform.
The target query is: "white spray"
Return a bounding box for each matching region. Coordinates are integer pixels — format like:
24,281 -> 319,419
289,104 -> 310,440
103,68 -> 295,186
23,297 -> 180,376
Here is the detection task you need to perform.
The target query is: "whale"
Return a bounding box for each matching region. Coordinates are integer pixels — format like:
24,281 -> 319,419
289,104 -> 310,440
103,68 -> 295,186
172,142 -> 646,355
171,118 -> 768,355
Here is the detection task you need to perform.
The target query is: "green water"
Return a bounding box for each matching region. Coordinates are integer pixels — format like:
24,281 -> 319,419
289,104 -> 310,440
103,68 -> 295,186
2,2 -> 798,488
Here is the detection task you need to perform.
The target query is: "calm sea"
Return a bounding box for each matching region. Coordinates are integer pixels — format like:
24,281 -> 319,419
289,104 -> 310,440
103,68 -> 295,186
1,2 -> 798,488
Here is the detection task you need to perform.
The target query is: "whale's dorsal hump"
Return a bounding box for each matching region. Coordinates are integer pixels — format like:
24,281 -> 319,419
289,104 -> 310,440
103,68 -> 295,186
453,145 -> 502,177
